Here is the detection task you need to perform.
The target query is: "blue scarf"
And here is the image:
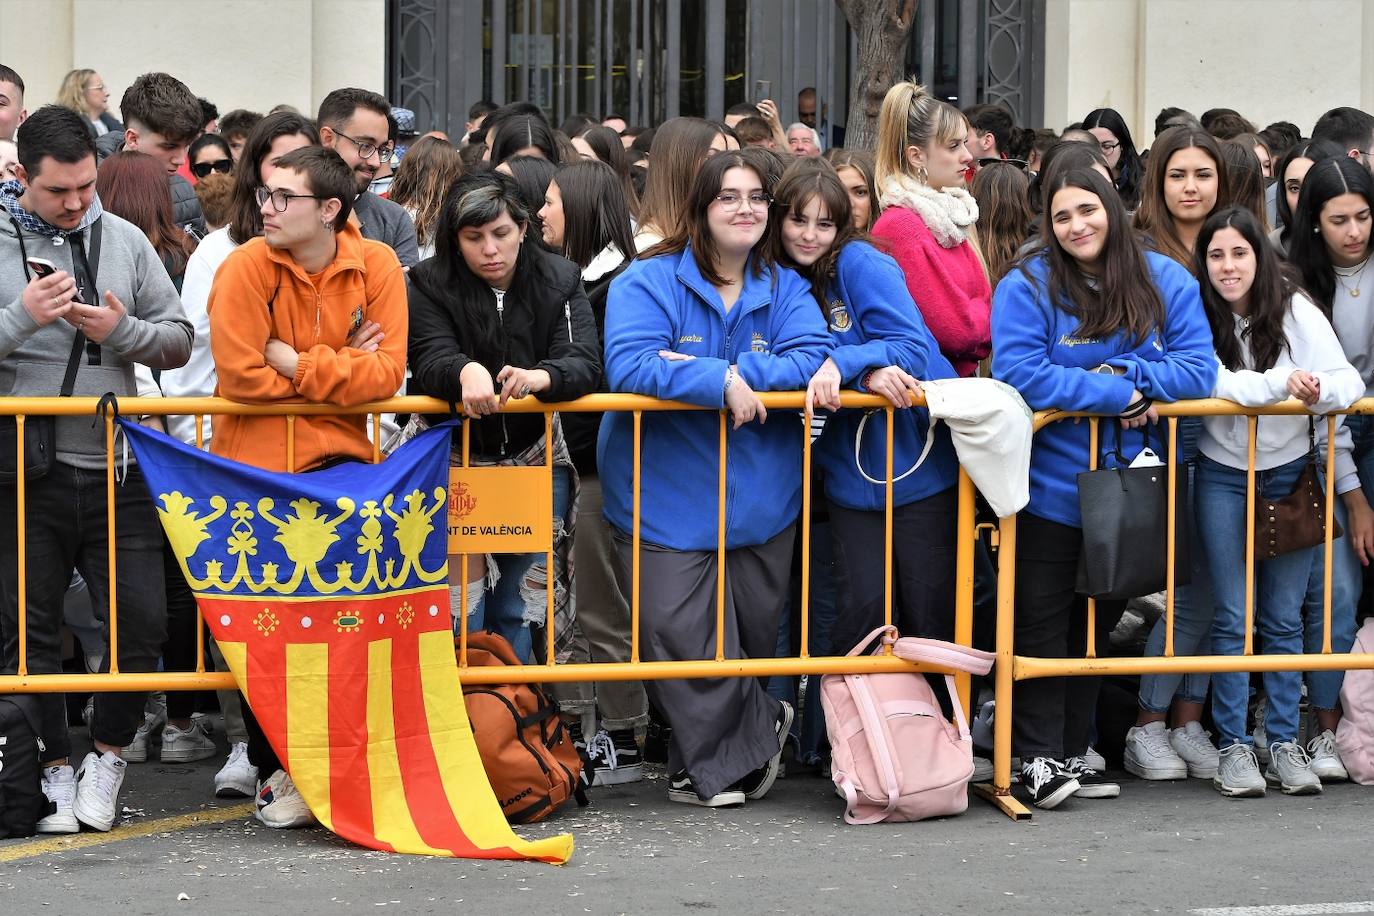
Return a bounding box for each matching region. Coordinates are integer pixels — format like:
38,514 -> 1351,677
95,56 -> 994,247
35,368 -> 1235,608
1,179 -> 104,241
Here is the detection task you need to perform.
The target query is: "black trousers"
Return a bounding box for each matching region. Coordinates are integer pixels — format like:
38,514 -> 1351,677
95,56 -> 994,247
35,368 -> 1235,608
826,486 -> 958,655
0,463 -> 167,759
161,538 -> 204,720
1011,513 -> 1125,762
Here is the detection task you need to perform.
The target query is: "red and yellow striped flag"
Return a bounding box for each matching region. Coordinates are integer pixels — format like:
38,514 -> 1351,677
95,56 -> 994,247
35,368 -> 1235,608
122,419 -> 573,863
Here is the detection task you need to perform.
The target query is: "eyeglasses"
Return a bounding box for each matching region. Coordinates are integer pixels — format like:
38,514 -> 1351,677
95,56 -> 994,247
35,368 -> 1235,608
255,186 -> 326,213
332,128 -> 395,162
714,190 -> 772,211
192,158 -> 233,179
1099,140 -> 1120,154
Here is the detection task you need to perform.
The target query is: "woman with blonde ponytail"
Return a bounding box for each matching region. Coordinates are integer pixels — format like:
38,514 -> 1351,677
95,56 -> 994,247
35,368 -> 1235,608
871,81 -> 992,377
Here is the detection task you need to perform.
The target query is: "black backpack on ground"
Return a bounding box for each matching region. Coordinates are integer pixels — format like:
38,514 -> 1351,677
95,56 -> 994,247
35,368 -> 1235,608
0,695 -> 47,838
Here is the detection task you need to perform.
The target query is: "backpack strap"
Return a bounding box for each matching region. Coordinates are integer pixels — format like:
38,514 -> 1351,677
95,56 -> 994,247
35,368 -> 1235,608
841,672 -> 902,825
891,637 -> 995,677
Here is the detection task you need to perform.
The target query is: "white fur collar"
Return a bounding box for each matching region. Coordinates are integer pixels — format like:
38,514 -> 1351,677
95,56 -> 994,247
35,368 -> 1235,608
878,176 -> 979,248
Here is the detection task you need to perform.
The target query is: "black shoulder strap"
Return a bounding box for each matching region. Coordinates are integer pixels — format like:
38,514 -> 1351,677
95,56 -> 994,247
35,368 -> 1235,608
66,218 -> 102,381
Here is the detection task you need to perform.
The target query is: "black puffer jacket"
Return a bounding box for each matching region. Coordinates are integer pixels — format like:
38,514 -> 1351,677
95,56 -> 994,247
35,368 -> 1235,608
407,245 -> 601,459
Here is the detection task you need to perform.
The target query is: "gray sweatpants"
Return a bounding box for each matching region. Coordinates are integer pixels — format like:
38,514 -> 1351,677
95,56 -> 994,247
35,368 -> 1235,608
614,524 -> 794,800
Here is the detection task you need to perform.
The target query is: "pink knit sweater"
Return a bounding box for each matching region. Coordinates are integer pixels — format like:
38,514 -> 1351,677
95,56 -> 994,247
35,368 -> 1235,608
871,205 -> 992,377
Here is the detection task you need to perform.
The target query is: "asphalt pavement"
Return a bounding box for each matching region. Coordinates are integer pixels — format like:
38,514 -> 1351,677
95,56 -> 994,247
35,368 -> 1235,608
3,719 -> 1373,916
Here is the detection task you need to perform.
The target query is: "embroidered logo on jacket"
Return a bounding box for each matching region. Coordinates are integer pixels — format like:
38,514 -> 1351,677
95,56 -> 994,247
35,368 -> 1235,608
751,332 -> 770,353
349,306 -> 365,336
827,300 -> 853,332
679,334 -> 704,343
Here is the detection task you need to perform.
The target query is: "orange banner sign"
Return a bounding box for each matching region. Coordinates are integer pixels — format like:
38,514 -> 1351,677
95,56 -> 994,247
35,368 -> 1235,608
447,466 -> 553,554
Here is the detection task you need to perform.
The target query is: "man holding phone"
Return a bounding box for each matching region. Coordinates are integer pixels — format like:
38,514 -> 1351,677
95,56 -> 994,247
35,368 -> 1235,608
0,104 -> 192,834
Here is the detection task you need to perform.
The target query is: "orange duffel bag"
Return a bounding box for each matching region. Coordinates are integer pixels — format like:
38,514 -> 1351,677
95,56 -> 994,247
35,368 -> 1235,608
458,630 -> 588,823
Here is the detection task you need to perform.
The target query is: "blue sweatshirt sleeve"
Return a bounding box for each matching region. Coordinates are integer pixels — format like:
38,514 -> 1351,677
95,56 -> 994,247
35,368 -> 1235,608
990,268 -> 1136,413
827,244 -> 932,385
603,261 -> 729,408
1104,256 -> 1218,402
734,269 -> 830,391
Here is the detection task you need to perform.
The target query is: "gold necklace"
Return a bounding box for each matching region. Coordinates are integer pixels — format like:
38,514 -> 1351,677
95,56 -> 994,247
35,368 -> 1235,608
1335,258 -> 1370,298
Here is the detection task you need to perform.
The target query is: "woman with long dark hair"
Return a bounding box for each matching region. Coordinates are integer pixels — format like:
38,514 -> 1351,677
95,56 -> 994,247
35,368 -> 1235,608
1082,108 -> 1143,209
1219,140 -> 1269,232
772,159 -> 960,653
488,113 -> 560,166
407,171 -> 600,663
537,159 -> 646,785
634,117 -> 729,249
991,167 -> 1215,808
1134,127 -> 1228,272
1191,206 -> 1362,796
600,151 -> 829,807
1270,138 -> 1343,250
1286,156 -> 1374,777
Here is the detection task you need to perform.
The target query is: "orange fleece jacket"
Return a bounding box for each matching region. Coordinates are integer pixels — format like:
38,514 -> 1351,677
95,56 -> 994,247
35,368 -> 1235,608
207,223 -> 407,472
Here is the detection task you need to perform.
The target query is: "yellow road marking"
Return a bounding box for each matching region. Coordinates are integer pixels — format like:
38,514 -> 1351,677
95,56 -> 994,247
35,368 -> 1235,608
0,801 -> 255,863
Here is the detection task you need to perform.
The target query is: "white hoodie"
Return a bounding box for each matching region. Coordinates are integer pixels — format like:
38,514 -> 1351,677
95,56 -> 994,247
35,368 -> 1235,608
1201,292 -> 1364,474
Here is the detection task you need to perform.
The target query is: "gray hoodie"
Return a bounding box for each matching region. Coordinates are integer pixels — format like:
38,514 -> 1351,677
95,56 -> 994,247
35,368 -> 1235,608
0,211 -> 194,468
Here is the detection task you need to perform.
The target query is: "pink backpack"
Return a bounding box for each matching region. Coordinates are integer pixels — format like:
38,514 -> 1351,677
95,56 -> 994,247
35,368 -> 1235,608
1336,619 -> 1374,785
821,626 -> 995,825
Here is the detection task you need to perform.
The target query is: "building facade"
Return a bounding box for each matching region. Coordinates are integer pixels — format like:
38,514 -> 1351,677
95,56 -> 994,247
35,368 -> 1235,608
1,0 -> 1372,148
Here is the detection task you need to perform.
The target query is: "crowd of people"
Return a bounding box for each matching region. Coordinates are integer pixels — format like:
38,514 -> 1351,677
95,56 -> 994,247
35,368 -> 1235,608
2,59 -> 1374,836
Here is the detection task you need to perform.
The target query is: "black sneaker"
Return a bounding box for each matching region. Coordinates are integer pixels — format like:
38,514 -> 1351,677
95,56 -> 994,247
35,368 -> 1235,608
1065,756 -> 1120,798
667,770 -> 745,807
1021,757 -> 1080,810
739,700 -> 795,800
589,728 -> 644,786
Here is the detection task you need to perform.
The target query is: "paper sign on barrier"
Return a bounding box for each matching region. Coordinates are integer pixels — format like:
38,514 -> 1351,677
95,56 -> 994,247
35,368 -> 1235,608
447,465 -> 553,553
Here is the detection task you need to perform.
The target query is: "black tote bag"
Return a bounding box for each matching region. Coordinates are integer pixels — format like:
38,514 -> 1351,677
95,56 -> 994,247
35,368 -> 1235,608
1076,425 -> 1191,600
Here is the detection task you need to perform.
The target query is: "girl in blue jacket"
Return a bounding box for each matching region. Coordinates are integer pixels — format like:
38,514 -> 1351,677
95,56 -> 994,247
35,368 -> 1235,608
770,161 -> 961,658
991,167 -> 1216,809
598,150 -> 830,808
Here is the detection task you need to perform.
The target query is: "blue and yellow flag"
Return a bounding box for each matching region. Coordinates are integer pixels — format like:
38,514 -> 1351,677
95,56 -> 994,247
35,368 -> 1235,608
120,419 -> 572,864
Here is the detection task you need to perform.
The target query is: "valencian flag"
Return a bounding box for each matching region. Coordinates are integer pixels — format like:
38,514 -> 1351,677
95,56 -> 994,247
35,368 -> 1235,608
119,418 -> 573,864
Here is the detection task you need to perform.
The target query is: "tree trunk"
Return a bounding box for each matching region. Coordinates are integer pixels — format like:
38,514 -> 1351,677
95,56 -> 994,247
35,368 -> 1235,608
836,0 -> 918,151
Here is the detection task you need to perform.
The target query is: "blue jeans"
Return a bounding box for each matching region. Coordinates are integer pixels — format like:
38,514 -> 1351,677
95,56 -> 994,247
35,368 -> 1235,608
458,465 -> 572,663
1198,455 -> 1315,747
1138,459 -> 1215,713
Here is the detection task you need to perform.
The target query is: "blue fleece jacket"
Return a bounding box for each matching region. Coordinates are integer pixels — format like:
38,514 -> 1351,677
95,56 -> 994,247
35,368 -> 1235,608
598,246 -> 830,551
814,241 -> 959,511
990,250 -> 1216,528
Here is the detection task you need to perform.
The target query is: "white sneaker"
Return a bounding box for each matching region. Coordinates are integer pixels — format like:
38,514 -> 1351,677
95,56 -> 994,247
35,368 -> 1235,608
1307,729 -> 1349,782
1265,740 -> 1322,795
1123,721 -> 1187,780
1169,721 -> 1220,779
1083,746 -> 1107,773
121,704 -> 168,764
970,755 -> 994,783
73,751 -> 126,832
161,717 -> 216,763
214,742 -> 259,798
255,770 -> 316,829
1214,743 -> 1266,798
35,765 -> 79,834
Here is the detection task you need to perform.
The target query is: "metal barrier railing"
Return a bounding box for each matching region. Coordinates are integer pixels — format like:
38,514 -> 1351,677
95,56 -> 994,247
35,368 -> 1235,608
0,393 -> 981,711
975,398 -> 1374,821
15,392 -> 1367,825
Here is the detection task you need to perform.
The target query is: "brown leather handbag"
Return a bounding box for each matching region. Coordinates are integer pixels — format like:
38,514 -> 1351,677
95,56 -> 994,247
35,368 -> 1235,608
1254,418 -> 1342,560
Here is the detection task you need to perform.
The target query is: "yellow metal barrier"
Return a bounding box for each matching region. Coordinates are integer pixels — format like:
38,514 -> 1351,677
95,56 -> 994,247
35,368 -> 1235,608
975,398 -> 1374,822
0,393 -> 982,714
